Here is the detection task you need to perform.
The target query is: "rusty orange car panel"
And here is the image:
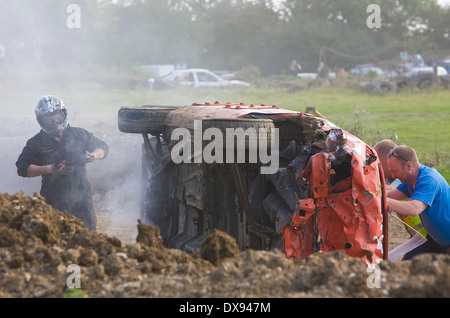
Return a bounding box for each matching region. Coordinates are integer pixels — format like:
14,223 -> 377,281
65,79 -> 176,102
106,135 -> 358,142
282,122 -> 386,265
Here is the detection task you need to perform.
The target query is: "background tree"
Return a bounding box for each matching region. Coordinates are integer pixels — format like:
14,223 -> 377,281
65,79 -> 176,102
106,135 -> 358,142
0,0 -> 448,76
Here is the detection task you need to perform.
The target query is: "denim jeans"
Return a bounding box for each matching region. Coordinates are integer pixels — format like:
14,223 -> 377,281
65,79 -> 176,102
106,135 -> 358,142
402,235 -> 449,260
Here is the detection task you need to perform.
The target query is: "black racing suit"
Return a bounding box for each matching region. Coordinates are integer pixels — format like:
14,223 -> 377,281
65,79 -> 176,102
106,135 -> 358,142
16,126 -> 109,230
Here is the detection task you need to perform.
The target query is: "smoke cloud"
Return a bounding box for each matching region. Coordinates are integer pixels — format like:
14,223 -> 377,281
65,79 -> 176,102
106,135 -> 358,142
0,1 -> 148,243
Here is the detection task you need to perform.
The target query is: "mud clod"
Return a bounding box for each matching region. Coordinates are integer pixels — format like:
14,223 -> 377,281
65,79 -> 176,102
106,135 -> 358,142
200,229 -> 240,266
135,220 -> 163,248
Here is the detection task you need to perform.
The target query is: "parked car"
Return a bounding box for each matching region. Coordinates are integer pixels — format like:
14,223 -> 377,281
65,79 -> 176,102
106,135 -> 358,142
297,73 -> 318,79
361,65 -> 449,94
434,59 -> 450,73
297,72 -> 336,79
212,70 -> 237,80
403,66 -> 448,78
150,69 -> 250,90
348,64 -> 386,77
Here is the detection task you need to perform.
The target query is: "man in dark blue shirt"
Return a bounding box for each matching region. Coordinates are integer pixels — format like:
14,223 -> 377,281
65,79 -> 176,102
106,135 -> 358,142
16,95 -> 109,230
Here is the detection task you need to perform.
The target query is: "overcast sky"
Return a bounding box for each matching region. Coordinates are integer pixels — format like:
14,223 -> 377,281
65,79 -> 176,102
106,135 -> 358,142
437,0 -> 450,5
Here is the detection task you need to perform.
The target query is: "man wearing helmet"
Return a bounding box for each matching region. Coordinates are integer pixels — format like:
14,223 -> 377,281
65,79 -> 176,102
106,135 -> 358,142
16,95 -> 109,230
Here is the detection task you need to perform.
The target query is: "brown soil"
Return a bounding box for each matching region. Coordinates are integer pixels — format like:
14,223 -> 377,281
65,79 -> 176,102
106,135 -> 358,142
1,191 -> 449,299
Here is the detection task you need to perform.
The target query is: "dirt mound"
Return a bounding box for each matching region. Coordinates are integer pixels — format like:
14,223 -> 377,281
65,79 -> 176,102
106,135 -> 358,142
1,192 -> 450,298
0,192 -> 212,298
200,229 -> 240,266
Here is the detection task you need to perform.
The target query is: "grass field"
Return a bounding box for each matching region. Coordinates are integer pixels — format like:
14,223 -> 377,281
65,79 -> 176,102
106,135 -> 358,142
94,84 -> 449,181
2,82 -> 449,181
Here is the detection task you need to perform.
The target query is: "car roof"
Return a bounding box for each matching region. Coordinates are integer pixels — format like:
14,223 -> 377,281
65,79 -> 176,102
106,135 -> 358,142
164,68 -> 217,79
172,68 -> 212,73
352,64 -> 379,68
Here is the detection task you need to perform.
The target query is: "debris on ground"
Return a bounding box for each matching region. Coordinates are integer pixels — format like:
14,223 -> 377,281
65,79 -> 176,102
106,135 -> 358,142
1,192 -> 449,298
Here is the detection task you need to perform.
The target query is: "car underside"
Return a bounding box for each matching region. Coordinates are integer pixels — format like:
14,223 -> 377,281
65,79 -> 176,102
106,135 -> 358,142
118,102 -> 388,265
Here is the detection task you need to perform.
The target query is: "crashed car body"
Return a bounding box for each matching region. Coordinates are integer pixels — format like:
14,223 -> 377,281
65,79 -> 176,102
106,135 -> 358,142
118,102 -> 388,265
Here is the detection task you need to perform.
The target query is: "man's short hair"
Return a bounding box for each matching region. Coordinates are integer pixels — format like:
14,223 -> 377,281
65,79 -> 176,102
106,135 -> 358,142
374,139 -> 397,156
388,145 -> 419,166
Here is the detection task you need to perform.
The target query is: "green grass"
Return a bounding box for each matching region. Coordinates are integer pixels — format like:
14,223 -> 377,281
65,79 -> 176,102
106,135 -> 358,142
287,88 -> 450,179
135,85 -> 450,181
2,83 -> 449,181
300,88 -> 450,182
63,288 -> 86,298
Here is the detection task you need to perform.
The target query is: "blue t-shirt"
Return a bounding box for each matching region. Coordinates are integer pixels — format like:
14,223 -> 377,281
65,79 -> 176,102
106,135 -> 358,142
396,165 -> 450,246
388,178 -> 401,186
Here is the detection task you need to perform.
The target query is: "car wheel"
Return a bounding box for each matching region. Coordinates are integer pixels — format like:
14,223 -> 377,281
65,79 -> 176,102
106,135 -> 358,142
376,80 -> 397,94
118,106 -> 179,135
364,82 -> 377,94
409,74 -> 437,90
440,76 -> 450,89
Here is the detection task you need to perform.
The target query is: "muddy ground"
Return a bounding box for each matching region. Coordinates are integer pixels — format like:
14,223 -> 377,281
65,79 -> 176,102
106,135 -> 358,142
1,95 -> 449,300
1,191 -> 450,300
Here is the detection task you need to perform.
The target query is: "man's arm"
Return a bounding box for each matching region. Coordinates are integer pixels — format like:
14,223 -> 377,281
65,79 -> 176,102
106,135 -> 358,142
26,148 -> 105,177
387,197 -> 428,217
90,148 -> 105,160
85,129 -> 109,159
27,164 -> 53,177
387,188 -> 407,200
77,148 -> 105,164
17,141 -> 54,178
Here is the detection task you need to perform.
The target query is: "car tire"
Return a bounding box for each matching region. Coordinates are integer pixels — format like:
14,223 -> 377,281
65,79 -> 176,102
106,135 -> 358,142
118,106 -> 179,134
364,82 -> 377,94
395,78 -> 409,91
376,80 -> 397,94
439,75 -> 450,89
409,74 -> 437,90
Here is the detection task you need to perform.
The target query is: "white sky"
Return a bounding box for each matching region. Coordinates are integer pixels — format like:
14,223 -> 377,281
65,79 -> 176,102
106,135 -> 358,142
271,0 -> 450,7
437,0 -> 450,6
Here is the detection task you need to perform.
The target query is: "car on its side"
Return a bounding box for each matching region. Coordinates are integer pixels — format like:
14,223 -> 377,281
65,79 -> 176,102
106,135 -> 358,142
151,68 -> 250,90
118,102 -> 388,265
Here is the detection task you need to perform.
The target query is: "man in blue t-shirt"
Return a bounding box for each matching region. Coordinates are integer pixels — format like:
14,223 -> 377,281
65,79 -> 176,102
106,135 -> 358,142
374,140 -> 426,239
386,145 -> 450,260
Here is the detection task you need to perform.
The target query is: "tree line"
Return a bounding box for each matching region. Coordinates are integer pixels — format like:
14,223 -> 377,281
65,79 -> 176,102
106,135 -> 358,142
1,0 -> 449,76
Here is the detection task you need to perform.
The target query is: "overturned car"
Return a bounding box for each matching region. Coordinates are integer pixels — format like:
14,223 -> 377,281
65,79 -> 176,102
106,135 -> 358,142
118,102 -> 388,264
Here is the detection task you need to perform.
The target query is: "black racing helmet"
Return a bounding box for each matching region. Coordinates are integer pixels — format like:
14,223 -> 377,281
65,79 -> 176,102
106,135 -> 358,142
35,95 -> 69,137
